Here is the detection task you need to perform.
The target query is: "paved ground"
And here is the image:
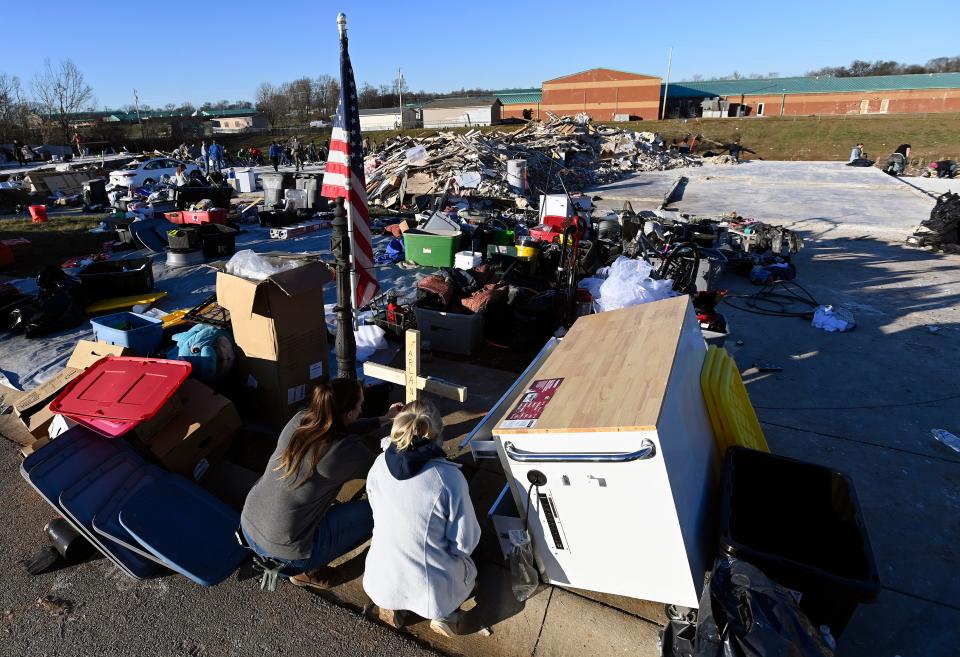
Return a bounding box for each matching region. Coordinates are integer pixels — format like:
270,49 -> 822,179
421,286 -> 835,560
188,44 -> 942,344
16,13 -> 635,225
2,160 -> 958,656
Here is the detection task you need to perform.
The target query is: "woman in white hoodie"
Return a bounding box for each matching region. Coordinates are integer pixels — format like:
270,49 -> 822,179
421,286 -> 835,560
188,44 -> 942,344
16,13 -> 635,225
363,400 -> 481,637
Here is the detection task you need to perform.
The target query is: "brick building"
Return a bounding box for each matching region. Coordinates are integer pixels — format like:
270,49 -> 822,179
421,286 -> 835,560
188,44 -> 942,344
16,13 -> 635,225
541,68 -> 662,121
663,73 -> 960,118
496,89 -> 542,120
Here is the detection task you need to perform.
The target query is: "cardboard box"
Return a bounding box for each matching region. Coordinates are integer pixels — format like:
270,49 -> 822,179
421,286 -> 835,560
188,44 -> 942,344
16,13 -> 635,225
134,379 -> 241,480
215,260 -> 331,361
216,260 -> 331,425
14,340 -> 132,440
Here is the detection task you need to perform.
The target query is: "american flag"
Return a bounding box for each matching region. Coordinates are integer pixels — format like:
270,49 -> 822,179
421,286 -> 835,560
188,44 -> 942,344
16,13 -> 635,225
321,27 -> 379,308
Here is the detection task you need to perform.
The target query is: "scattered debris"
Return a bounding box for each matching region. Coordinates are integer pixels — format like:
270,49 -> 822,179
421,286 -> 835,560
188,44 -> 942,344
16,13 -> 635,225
811,305 -> 856,332
364,115 -> 705,209
36,595 -> 73,617
907,191 -> 959,250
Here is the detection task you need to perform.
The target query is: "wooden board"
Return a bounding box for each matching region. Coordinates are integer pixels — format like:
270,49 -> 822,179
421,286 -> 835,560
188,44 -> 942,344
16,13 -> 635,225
495,296 -> 691,434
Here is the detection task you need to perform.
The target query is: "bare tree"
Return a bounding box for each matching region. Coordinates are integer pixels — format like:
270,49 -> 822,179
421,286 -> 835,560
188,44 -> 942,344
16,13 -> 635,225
255,82 -> 290,128
31,58 -> 95,141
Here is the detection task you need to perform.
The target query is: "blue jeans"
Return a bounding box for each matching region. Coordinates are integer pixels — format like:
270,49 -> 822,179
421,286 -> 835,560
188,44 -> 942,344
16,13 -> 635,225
244,499 -> 373,575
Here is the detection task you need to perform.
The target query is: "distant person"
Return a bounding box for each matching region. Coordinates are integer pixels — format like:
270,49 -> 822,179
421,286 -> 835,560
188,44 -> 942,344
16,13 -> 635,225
269,141 -> 281,172
21,143 -> 33,163
174,163 -> 190,187
306,141 -> 317,164
249,146 -> 262,165
846,142 -> 874,167
883,143 -> 911,176
678,137 -> 690,155
291,137 -> 303,172
210,140 -> 224,172
201,140 -> 209,173
362,137 -> 370,155
13,139 -> 26,166
72,132 -> 84,157
322,139 -> 330,161
363,400 -> 481,638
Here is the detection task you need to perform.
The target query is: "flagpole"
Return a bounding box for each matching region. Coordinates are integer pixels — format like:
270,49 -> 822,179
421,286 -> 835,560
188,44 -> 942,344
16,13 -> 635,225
333,12 -> 357,380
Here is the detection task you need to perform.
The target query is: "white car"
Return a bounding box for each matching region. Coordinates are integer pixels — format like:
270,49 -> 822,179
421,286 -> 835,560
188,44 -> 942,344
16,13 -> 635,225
108,157 -> 199,188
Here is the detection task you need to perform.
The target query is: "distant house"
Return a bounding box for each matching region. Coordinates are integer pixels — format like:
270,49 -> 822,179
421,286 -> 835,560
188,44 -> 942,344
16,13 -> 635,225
421,96 -> 502,128
359,107 -> 418,132
200,108 -> 267,134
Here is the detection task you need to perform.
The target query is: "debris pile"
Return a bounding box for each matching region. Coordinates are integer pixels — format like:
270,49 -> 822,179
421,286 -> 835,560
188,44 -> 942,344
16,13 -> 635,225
364,115 -> 703,209
907,191 -> 960,251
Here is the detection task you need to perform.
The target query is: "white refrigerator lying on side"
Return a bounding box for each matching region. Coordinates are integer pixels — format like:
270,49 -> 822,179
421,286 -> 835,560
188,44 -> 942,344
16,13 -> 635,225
467,296 -> 719,608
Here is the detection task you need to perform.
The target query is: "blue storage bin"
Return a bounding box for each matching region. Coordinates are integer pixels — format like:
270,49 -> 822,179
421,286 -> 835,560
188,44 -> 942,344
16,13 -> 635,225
91,312 -> 163,356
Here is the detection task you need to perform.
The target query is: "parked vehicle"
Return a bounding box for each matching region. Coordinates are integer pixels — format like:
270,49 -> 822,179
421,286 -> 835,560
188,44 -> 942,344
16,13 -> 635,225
108,158 -> 199,188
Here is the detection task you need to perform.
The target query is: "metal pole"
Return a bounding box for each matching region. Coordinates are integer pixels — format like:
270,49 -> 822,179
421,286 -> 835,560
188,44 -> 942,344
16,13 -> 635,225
133,89 -> 145,140
333,195 -> 357,379
398,66 -> 403,125
333,12 -> 357,380
661,47 -> 673,120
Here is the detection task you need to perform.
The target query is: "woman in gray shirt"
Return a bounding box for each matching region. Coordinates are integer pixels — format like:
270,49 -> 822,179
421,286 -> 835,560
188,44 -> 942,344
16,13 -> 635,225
241,378 -> 401,590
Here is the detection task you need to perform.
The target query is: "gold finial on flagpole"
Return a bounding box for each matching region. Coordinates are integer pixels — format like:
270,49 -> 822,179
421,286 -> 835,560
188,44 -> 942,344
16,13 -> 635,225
337,13 -> 347,37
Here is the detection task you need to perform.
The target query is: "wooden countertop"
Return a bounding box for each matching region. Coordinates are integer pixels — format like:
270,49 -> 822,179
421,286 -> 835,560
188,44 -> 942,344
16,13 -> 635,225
495,296 -> 691,434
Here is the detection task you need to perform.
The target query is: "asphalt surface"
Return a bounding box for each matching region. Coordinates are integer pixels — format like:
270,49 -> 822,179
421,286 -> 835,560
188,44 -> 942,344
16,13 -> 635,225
0,444 -> 440,657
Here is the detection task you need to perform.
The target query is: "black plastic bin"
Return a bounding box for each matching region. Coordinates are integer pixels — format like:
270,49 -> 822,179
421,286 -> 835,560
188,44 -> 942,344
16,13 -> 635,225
720,447 -> 881,636
198,224 -> 238,258
78,257 -> 154,301
166,227 -> 200,251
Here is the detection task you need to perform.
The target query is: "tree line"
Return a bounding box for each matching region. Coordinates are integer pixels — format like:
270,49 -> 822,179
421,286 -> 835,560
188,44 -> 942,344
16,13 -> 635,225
806,56 -> 960,78
254,72 -> 497,128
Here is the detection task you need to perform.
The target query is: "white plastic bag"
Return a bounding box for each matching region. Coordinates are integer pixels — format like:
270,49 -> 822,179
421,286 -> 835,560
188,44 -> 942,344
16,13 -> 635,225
354,324 -> 388,362
508,530 -> 539,602
811,305 -> 855,332
225,250 -> 307,281
596,256 -> 675,312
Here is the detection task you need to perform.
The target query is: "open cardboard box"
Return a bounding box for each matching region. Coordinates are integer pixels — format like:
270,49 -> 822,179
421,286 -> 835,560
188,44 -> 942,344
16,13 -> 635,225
216,258 -> 332,426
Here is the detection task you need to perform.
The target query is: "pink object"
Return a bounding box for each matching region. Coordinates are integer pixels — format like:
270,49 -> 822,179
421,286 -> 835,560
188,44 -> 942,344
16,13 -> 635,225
49,356 -> 191,438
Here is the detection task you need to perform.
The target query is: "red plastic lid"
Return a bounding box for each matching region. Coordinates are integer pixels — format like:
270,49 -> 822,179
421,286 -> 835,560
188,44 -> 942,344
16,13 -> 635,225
50,357 -> 191,424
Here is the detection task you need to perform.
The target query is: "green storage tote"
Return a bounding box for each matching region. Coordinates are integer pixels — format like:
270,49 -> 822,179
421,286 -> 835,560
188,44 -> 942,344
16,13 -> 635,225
403,229 -> 461,268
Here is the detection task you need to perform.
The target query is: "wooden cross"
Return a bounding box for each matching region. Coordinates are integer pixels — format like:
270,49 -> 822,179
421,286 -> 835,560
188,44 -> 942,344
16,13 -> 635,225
362,329 -> 468,404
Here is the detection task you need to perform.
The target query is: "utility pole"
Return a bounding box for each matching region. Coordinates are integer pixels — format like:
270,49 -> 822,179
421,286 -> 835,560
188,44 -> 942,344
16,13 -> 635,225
133,89 -> 145,140
661,47 -> 673,120
397,67 -> 404,128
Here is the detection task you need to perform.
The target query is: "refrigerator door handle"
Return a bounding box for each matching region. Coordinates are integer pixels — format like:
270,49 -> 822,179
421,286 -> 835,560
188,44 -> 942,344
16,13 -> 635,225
503,439 -> 656,463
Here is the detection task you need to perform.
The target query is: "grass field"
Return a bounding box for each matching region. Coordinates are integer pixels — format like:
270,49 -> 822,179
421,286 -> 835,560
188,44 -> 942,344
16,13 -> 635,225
224,113 -> 960,170
0,215 -> 107,277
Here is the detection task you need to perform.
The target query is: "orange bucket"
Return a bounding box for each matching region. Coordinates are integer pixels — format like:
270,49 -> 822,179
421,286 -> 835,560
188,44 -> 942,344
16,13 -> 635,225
29,205 -> 48,223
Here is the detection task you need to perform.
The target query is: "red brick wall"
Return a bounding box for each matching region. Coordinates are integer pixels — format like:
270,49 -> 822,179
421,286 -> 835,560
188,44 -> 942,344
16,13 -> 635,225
501,103 -> 540,120
721,89 -> 960,116
542,69 -> 662,120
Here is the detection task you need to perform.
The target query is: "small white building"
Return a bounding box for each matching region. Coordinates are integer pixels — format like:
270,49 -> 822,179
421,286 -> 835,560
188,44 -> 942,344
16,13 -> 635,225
422,96 -> 502,129
358,107 -> 418,132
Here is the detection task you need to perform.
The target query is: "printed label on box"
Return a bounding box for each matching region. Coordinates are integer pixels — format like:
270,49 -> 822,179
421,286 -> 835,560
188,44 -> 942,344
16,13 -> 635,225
501,378 -> 564,429
287,384 -> 306,405
309,361 -> 325,380
423,248 -> 432,254
247,374 -> 258,389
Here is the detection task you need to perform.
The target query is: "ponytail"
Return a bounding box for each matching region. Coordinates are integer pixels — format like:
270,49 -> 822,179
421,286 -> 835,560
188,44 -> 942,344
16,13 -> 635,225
273,378 -> 363,487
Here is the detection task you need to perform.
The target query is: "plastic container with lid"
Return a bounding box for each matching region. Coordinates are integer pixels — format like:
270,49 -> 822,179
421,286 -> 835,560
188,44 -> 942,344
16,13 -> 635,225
50,356 -> 191,438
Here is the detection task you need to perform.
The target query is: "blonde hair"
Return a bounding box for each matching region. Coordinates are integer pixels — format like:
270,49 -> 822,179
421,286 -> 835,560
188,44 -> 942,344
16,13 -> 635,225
390,399 -> 443,452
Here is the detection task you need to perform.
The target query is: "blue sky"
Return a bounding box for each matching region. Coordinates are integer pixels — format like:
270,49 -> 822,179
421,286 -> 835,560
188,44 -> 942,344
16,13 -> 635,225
2,0 -> 957,109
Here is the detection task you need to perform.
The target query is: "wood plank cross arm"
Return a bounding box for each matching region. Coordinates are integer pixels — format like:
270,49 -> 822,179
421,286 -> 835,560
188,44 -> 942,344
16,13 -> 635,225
362,330 -> 467,404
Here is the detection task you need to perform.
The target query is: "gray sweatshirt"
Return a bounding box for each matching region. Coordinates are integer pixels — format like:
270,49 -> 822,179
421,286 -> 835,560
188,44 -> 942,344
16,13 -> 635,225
240,412 -> 379,560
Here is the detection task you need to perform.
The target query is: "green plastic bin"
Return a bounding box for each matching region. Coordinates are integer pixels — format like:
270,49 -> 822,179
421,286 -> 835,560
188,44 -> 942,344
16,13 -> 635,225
403,229 -> 461,268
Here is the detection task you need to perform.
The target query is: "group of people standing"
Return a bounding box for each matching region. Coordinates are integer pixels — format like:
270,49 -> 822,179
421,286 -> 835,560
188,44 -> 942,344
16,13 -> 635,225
240,380 -> 481,637
268,138 -> 328,172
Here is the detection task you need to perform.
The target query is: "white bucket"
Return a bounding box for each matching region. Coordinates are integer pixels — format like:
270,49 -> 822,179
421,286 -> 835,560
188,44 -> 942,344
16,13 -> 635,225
454,251 -> 483,270
507,159 -> 527,195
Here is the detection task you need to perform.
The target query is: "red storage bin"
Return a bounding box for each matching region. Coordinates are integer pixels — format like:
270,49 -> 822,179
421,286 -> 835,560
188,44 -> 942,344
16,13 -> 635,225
49,356 -> 191,438
165,209 -> 227,225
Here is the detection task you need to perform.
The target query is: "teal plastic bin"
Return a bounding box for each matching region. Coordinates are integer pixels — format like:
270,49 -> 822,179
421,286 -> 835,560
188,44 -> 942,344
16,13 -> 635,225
91,312 -> 164,356
403,229 -> 461,268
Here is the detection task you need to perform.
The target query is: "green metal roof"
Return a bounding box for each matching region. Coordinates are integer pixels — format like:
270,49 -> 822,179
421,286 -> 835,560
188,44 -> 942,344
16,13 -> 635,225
496,89 -> 542,104
664,72 -> 960,98
199,108 -> 258,118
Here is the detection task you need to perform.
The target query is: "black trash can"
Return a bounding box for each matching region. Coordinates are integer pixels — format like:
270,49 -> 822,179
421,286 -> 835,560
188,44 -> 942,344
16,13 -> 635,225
198,224 -> 238,258
719,447 -> 881,637
82,178 -> 108,206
